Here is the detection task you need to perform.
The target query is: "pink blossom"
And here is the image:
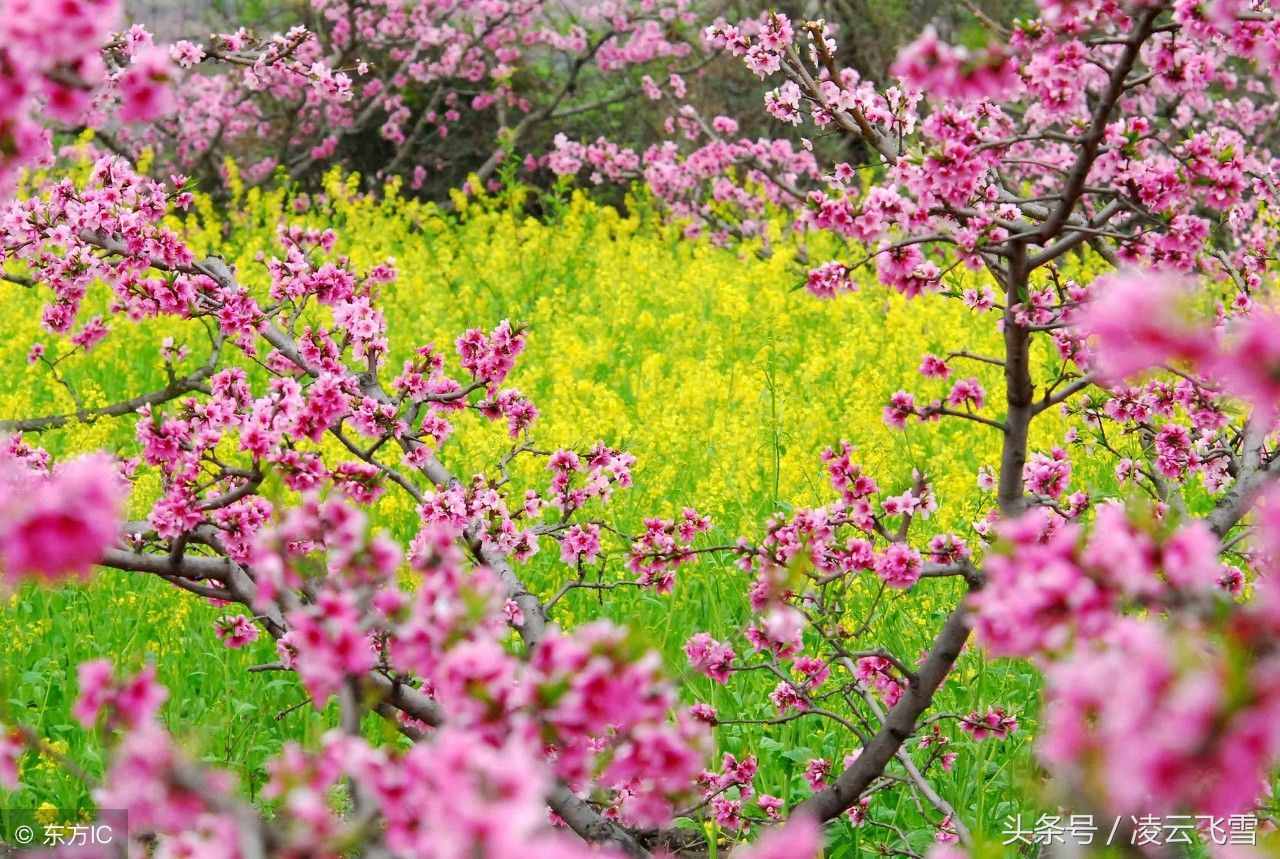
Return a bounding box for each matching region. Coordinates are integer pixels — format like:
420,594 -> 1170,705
770,681 -> 806,712
118,45 -> 176,122
1213,311 -> 1280,418
893,27 -> 1020,99
685,633 -> 736,684
1160,521 -> 1222,591
0,725 -> 20,789
960,706 -> 1018,740
1024,448 -> 1071,498
883,390 -> 916,429
560,523 -> 602,566
73,660 -> 167,730
214,615 -> 261,649
1076,271 -> 1216,383
874,543 -> 923,588
731,817 -> 820,859
969,509 -> 1110,657
170,40 -> 206,68
0,451 -> 124,582
946,378 -> 986,411
803,757 -> 830,791
856,656 -> 904,706
805,261 -> 854,297
919,354 -> 951,379
689,702 -> 718,724
794,655 -> 830,690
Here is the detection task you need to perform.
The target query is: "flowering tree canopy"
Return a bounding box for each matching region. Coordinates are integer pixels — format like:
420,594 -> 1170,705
112,0 -> 706,196
8,0 -> 1280,857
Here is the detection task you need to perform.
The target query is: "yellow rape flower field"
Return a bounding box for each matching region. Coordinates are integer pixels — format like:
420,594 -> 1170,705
0,166 -> 1109,845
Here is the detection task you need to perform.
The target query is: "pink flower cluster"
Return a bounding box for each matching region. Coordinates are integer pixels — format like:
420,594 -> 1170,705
73,660 -> 167,730
456,320 -> 526,391
685,632 -> 736,684
971,505 -> 1231,658
545,128 -> 820,245
214,614 -> 261,649
0,725 -> 20,789
959,706 -> 1018,741
244,490 -> 713,829
71,661 -> 722,859
0,0 -> 122,191
627,506 -> 713,592
892,27 -> 1020,100
16,0 -> 1280,852
120,0 -> 704,197
1040,613 -> 1280,817
0,442 -> 124,583
1079,270 -> 1280,423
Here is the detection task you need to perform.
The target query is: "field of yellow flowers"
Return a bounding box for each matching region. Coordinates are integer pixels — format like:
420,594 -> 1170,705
1,165 -> 1117,849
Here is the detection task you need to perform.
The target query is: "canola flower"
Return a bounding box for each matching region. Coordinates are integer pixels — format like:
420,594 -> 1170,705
0,159 -> 1100,537
0,162 -> 1104,594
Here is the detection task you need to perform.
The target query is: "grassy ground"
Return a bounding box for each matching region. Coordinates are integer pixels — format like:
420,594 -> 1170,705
0,170 -> 1120,854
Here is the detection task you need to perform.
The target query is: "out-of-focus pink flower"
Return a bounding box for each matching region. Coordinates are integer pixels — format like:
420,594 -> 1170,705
73,660 -> 167,729
0,725 -> 21,789
1212,310 -> 1280,419
893,27 -> 1020,99
118,45 -> 175,122
0,451 -> 124,582
731,815 -> 820,859
1076,271 -> 1215,383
